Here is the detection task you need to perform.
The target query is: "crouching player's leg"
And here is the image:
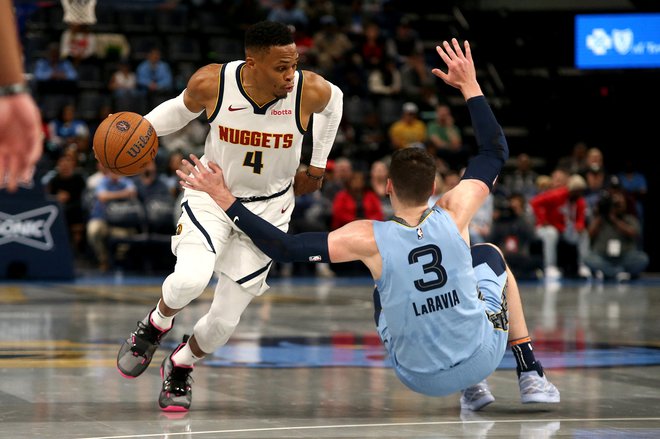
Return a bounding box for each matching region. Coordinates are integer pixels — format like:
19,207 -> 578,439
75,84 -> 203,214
463,243 -> 559,411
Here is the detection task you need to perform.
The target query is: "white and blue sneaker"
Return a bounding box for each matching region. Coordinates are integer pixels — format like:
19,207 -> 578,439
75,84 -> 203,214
460,380 -> 495,411
519,371 -> 560,404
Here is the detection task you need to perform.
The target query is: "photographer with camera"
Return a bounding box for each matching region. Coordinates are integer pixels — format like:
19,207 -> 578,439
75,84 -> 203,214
583,179 -> 649,281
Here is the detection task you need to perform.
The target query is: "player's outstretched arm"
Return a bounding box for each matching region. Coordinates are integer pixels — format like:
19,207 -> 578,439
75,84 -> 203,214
177,154 -> 331,263
177,154 -> 379,267
432,39 -> 509,234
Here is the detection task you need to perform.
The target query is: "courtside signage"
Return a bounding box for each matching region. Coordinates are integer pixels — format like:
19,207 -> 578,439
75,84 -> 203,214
575,13 -> 660,69
0,206 -> 58,250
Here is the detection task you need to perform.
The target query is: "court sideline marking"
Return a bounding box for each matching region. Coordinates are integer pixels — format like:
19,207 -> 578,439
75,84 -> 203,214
80,417 -> 660,439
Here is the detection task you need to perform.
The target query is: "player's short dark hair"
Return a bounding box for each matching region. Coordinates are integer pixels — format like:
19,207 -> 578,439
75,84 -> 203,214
245,21 -> 294,53
389,148 -> 436,205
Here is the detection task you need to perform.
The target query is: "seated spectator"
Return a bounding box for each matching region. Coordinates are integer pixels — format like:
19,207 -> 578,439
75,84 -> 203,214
133,161 -> 173,203
399,52 -> 435,107
530,174 -> 590,280
321,157 -> 352,204
356,21 -> 389,71
134,161 -> 176,236
311,15 -> 353,80
33,43 -> 78,94
46,152 -> 88,255
385,17 -> 424,65
86,169 -> 139,271
500,153 -> 539,201
108,59 -> 137,98
47,103 -> 90,160
388,102 -> 426,150
426,103 -> 464,169
367,56 -> 402,103
331,170 -> 383,230
370,159 -> 393,220
136,47 -> 173,95
583,187 -> 649,281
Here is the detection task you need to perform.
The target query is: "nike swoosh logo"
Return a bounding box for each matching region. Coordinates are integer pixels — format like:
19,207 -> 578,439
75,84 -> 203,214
281,205 -> 290,214
228,105 -> 247,112
233,216 -> 239,223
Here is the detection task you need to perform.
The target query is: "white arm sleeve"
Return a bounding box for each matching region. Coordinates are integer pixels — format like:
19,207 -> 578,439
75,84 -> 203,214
144,89 -> 204,137
310,83 -> 343,169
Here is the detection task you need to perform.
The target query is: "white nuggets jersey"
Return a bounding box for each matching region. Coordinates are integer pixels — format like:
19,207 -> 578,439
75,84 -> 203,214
202,61 -> 306,198
373,206 -> 489,374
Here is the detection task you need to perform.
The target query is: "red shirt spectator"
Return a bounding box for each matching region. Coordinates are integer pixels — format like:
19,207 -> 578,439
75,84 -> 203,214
530,185 -> 587,234
331,171 -> 383,230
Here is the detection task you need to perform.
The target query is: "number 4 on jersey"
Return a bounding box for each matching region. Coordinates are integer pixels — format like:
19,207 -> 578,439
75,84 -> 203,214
243,151 -> 263,174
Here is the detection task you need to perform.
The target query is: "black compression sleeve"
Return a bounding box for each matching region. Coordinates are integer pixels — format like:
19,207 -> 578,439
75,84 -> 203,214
461,95 -> 509,191
225,201 -> 330,263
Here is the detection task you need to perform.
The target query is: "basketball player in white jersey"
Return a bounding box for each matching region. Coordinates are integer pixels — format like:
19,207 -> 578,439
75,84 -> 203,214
116,21 -> 343,411
178,39 -> 560,411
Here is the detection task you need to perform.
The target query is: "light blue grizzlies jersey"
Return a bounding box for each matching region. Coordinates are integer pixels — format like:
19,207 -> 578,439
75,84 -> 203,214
372,206 -> 489,376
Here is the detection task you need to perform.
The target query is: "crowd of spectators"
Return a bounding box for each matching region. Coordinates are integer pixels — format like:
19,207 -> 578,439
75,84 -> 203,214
16,0 -> 649,280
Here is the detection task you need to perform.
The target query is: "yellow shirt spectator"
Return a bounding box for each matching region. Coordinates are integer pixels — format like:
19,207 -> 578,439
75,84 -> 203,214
388,102 -> 427,149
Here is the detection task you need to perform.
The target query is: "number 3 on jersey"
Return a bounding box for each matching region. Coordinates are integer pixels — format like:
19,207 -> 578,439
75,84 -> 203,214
408,244 -> 448,292
243,151 -> 264,174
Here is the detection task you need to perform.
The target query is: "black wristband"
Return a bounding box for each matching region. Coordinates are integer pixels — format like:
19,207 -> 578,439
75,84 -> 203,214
305,169 -> 324,180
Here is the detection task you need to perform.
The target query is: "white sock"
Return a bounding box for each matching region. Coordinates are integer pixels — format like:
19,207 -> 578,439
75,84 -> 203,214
171,342 -> 201,367
149,300 -> 175,331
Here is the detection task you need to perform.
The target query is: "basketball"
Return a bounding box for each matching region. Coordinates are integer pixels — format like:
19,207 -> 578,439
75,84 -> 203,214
92,111 -> 159,176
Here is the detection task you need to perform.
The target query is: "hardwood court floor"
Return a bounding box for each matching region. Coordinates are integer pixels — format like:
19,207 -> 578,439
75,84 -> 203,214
1,274 -> 659,438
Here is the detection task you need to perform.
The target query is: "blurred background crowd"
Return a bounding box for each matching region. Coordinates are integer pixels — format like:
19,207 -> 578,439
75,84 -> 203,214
9,0 -> 656,280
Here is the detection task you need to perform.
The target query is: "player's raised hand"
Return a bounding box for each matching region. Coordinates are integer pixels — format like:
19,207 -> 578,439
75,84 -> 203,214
176,154 -> 236,210
431,39 -> 482,100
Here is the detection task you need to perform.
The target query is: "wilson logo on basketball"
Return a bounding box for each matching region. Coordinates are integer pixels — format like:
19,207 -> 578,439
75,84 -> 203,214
126,125 -> 155,158
115,120 -> 130,132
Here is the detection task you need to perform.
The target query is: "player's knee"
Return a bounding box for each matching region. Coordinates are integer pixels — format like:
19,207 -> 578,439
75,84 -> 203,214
193,314 -> 239,352
471,243 -> 506,276
162,270 -> 213,308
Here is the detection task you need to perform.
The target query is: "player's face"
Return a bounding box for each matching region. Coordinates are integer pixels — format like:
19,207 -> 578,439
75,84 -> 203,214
257,44 -> 299,99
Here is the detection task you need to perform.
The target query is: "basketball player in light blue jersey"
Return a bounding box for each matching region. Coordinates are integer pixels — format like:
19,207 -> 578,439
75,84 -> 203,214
178,39 -> 560,411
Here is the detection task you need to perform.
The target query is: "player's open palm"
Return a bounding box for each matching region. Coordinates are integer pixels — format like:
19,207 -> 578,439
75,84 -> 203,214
431,39 -> 479,98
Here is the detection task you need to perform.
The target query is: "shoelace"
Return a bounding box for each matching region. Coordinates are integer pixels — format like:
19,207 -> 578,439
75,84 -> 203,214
136,320 -> 163,340
130,321 -> 163,355
166,365 -> 193,395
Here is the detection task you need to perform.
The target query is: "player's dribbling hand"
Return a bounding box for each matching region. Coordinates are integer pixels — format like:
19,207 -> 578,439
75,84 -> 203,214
176,154 -> 236,210
0,93 -> 43,192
